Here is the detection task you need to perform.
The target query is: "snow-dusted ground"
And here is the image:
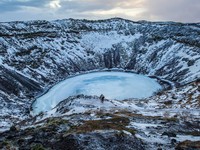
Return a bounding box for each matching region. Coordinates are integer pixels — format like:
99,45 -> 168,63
0,19 -> 199,149
32,72 -> 162,115
30,89 -> 199,150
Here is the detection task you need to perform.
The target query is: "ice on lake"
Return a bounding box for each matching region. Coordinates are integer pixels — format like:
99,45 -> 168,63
32,72 -> 162,115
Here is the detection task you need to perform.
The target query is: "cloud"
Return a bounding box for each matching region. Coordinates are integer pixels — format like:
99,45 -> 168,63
58,0 -> 144,12
55,0 -> 145,20
0,0 -> 199,22
143,0 -> 200,22
49,0 -> 61,9
0,0 -> 49,12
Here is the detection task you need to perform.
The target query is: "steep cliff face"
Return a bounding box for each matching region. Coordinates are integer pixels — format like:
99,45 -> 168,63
0,18 -> 200,148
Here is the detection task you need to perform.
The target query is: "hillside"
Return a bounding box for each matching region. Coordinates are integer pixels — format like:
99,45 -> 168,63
0,18 -> 199,149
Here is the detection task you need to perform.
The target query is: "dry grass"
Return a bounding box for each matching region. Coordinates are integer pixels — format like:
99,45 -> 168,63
176,140 -> 200,150
70,116 -> 135,135
114,110 -> 178,122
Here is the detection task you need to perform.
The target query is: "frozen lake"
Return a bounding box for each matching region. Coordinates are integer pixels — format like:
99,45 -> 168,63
32,72 -> 162,115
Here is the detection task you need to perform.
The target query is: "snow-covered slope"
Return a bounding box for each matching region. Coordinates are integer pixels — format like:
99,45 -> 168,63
0,18 -> 199,149
1,19 -> 199,87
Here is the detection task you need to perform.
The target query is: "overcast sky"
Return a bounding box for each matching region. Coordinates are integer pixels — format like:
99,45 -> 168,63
0,0 -> 199,22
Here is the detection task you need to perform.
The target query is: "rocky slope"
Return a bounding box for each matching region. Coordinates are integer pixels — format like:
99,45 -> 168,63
0,18 -> 200,149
